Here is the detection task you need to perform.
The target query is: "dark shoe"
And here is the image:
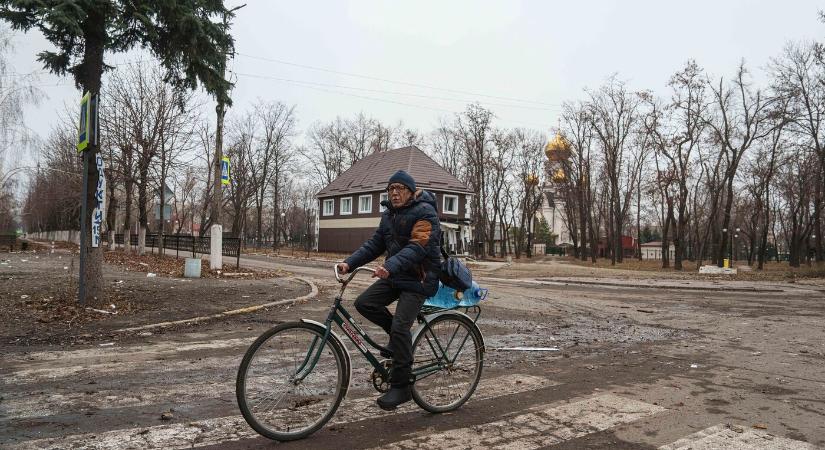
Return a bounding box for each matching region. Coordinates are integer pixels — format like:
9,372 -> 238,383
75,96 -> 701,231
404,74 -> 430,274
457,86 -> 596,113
376,385 -> 411,410
379,341 -> 394,359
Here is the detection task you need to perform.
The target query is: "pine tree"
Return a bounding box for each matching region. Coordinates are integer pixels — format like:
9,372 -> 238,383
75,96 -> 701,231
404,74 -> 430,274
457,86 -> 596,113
0,0 -> 236,304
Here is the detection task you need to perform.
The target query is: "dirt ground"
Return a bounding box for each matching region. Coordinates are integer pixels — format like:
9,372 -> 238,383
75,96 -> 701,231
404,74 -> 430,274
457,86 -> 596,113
0,246 -> 309,347
1,250 -> 824,449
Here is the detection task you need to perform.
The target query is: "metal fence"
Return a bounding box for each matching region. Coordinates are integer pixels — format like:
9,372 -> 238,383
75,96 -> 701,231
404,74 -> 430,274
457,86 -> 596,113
0,234 -> 17,251
114,233 -> 241,267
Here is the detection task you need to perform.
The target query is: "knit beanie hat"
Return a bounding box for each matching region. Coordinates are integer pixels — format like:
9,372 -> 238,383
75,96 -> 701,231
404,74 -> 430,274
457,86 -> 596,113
387,170 -> 416,192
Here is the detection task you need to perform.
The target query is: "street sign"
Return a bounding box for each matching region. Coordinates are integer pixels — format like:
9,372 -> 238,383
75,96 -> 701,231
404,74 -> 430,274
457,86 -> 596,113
77,92 -> 91,152
221,157 -> 230,185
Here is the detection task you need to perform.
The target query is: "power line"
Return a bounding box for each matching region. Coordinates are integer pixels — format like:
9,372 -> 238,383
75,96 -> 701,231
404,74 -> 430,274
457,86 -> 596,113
235,72 -> 549,129
236,52 -> 560,108
234,71 -> 560,112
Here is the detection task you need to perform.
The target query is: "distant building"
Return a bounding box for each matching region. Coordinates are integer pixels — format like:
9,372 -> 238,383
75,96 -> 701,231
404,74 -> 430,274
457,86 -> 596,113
315,146 -> 473,254
596,235 -> 637,258
640,241 -> 675,260
537,134 -> 573,246
537,182 -> 572,246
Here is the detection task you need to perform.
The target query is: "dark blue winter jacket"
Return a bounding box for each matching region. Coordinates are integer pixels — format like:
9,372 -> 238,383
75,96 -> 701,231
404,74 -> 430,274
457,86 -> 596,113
344,190 -> 442,296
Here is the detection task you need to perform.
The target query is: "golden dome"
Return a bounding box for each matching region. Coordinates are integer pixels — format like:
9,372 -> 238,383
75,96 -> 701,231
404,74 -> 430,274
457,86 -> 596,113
525,173 -> 539,186
551,168 -> 566,183
545,133 -> 571,161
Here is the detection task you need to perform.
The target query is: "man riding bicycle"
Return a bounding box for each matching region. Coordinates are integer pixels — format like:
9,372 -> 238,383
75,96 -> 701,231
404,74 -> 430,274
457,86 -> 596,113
336,170 -> 442,410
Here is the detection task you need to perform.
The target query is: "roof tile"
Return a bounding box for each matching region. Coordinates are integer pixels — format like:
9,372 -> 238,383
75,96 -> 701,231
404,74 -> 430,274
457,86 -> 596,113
316,146 -> 471,197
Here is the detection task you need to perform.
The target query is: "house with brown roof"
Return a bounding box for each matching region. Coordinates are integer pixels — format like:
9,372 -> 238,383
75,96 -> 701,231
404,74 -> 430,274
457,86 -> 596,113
315,146 -> 473,254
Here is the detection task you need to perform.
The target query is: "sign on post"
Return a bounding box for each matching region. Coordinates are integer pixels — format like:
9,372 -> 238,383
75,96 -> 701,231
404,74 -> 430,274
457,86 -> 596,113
221,156 -> 230,185
91,154 -> 106,248
77,92 -> 92,152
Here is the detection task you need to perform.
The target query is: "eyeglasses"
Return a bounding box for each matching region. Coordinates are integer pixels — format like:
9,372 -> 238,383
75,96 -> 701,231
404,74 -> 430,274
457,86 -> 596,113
387,184 -> 408,193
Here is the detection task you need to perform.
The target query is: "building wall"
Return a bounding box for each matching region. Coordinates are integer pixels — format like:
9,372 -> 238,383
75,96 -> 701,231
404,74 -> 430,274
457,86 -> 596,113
317,190 -> 467,221
318,227 -> 376,254
317,189 -> 470,253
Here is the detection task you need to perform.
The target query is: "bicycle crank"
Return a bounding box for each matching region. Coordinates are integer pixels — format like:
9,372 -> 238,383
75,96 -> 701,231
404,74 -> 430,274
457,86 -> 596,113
371,359 -> 393,393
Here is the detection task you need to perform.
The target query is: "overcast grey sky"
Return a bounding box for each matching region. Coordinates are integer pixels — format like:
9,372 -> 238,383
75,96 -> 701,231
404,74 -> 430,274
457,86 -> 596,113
10,0 -> 825,148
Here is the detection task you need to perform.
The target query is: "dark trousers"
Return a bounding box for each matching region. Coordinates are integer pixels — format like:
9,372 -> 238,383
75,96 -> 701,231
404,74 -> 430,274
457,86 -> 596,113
354,279 -> 425,386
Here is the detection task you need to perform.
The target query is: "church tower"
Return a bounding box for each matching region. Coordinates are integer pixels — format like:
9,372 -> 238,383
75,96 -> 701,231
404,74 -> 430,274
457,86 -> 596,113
537,133 -> 572,246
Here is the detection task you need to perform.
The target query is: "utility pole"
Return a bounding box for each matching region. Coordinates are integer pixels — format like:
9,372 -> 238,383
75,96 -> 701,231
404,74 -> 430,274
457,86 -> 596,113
210,94 -> 226,270
209,4 -> 244,270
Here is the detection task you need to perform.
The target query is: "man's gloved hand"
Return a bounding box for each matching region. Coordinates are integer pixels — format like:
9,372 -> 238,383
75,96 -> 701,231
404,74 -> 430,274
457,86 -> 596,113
373,265 -> 389,279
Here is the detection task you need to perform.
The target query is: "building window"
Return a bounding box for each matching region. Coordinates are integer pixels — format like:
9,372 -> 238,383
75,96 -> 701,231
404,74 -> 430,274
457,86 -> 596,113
323,199 -> 334,216
358,194 -> 372,214
443,194 -> 459,214
340,197 -> 353,215
380,192 -> 389,211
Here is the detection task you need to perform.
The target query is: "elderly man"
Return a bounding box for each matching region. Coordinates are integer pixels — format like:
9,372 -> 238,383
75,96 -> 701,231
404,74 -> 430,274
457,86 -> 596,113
336,170 -> 442,410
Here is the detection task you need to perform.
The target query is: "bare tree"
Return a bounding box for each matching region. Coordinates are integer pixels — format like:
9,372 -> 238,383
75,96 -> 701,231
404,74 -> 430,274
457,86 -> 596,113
456,104 -> 495,257
587,76 -> 645,264
558,100 -> 598,262
512,129 -> 545,257
430,118 -> 463,178
770,40 -> 825,261
250,100 -> 296,247
705,62 -> 776,266
643,61 -> 707,269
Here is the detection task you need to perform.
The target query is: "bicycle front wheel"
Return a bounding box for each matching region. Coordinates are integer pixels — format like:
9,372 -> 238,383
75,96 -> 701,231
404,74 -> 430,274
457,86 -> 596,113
236,322 -> 349,441
411,313 -> 483,413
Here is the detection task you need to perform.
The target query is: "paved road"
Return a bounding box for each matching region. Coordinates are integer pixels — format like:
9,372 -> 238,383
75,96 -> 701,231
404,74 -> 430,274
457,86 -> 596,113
2,255 -> 824,449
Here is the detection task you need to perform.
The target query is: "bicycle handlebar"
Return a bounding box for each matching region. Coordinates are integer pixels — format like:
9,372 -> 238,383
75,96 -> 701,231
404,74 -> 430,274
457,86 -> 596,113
334,264 -> 376,284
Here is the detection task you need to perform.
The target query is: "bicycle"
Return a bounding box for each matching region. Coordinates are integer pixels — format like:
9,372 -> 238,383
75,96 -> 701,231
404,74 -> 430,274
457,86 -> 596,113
236,265 -> 486,441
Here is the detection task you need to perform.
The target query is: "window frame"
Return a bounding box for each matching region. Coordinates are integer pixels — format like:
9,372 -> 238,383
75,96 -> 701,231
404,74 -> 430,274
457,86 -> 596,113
358,194 -> 373,214
340,197 -> 353,215
443,194 -> 459,214
322,199 -> 334,216
379,192 -> 389,212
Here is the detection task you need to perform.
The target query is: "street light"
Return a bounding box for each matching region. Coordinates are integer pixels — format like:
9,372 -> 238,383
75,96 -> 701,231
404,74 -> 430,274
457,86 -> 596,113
721,228 -> 728,267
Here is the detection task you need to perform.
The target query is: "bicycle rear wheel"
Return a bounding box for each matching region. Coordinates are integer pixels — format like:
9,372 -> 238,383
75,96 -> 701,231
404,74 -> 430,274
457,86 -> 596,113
236,322 -> 349,441
411,313 -> 483,413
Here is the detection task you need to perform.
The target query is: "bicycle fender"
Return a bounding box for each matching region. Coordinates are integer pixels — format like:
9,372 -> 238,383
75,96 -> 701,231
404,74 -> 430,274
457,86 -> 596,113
414,310 -> 486,354
300,319 -> 353,396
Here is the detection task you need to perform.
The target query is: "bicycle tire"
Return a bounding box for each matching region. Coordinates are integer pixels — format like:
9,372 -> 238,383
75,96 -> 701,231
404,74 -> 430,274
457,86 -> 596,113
411,313 -> 483,413
236,322 -> 349,441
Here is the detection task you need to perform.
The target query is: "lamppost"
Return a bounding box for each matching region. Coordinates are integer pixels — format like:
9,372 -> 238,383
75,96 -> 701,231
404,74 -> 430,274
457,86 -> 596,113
733,228 -> 740,262
722,228 -> 728,267
279,211 -> 286,252
810,234 -> 816,264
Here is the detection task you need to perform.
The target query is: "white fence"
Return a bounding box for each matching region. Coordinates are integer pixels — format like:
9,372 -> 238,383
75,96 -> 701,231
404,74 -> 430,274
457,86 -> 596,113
26,230 -> 82,245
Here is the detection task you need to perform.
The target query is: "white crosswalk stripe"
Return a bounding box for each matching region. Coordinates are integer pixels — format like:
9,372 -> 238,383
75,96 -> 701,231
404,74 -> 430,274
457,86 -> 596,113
5,374 -> 555,449
367,394 -> 666,449
659,424 -> 817,450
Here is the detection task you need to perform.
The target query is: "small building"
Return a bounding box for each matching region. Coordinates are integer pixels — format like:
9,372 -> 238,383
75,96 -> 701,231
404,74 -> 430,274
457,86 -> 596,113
640,241 -> 675,260
315,146 -> 473,254
596,235 -> 637,258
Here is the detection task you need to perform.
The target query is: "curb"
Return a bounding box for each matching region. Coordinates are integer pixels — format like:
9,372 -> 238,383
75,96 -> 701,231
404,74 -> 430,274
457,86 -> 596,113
536,278 -> 784,293
478,276 -> 784,293
114,276 -> 319,333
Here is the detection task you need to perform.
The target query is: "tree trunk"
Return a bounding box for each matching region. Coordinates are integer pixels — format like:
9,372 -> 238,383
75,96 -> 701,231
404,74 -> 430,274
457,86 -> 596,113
77,9 -> 106,305
137,166 -> 149,255
662,198 -> 674,269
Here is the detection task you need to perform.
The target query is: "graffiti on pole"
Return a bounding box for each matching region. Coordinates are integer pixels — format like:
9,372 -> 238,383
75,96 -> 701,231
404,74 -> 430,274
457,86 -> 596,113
91,154 -> 106,248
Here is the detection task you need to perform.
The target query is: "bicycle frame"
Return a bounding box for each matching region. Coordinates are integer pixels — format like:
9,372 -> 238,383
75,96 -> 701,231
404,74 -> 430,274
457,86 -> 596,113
292,265 -> 473,384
